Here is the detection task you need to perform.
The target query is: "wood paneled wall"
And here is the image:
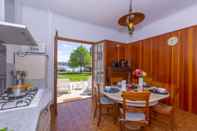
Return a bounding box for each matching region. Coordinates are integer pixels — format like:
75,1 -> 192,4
104,41 -> 128,84
104,41 -> 128,66
127,25 -> 197,113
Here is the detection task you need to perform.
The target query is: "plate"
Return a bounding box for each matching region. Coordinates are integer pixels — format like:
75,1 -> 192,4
149,88 -> 168,95
104,87 -> 120,93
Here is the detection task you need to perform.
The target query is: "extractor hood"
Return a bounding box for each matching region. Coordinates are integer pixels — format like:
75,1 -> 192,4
0,21 -> 37,46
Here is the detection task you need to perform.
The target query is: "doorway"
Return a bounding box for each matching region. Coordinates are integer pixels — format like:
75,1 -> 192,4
54,32 -> 96,114
57,41 -> 92,103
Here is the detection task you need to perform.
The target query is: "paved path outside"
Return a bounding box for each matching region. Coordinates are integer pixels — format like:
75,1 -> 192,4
57,77 -> 92,103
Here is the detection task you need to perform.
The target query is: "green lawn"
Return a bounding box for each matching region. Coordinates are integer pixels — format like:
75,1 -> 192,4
58,72 -> 91,81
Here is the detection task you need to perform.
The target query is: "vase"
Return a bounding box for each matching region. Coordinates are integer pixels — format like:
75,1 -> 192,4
121,80 -> 127,91
138,77 -> 144,91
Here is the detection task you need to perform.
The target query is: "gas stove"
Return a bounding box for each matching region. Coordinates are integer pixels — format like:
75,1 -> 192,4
0,88 -> 38,111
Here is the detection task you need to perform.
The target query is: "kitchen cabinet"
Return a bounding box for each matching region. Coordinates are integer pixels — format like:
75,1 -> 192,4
37,104 -> 51,131
0,44 -> 6,94
104,41 -> 127,67
0,45 -> 6,75
104,41 -> 129,85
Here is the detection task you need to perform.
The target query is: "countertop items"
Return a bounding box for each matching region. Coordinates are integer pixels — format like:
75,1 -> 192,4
0,88 -> 51,131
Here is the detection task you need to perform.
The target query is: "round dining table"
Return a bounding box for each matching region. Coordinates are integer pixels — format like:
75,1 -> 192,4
103,86 -> 169,107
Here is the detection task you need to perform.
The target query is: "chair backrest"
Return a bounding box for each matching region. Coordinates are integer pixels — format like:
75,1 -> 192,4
94,83 -> 103,105
92,81 -> 97,101
122,91 -> 151,121
169,84 -> 180,107
144,77 -> 153,84
150,81 -> 164,87
150,81 -> 180,107
110,77 -> 123,85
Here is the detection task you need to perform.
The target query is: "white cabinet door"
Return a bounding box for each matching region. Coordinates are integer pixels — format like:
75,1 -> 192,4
0,45 -> 6,75
0,45 -> 6,94
37,105 -> 51,131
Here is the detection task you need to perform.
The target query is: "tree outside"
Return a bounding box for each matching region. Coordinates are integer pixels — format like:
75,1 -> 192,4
68,45 -> 92,72
58,44 -> 92,81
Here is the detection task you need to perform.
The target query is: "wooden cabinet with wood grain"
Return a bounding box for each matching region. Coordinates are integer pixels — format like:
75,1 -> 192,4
103,41 -> 130,85
107,67 -> 131,85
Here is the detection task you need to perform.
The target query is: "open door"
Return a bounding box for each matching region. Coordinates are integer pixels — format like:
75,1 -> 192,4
92,42 -> 105,89
53,32 -> 58,115
53,31 -> 96,115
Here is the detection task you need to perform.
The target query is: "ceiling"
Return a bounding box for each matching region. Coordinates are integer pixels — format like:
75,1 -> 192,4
21,0 -> 197,31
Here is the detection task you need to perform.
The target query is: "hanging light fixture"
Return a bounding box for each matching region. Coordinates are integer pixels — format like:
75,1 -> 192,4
118,0 -> 145,35
127,0 -> 135,34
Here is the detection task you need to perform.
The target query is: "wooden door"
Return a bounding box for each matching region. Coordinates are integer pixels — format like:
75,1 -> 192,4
92,42 -> 105,85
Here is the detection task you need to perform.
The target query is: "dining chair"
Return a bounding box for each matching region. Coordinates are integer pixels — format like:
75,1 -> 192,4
93,83 -> 115,126
110,77 -> 123,85
120,91 -> 151,131
144,77 -> 153,84
92,81 -> 97,108
150,81 -> 178,131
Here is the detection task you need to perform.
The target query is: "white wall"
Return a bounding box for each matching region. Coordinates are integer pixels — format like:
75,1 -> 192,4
5,0 -> 15,22
14,0 -> 22,24
21,6 -> 129,44
19,3 -> 197,101
20,6 -> 52,100
20,5 -> 130,100
129,4 -> 197,42
51,13 -> 128,42
21,6 -> 51,44
0,0 -> 5,21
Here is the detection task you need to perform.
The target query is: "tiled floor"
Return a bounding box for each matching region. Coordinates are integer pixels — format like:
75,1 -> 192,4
55,99 -> 197,131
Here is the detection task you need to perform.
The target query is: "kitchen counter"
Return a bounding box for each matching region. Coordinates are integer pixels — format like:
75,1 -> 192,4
0,88 -> 52,131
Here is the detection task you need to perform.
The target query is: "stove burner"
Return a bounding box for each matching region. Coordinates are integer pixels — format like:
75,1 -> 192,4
0,88 -> 38,111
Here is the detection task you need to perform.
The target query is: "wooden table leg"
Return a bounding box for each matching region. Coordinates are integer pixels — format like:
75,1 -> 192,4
113,103 -> 122,124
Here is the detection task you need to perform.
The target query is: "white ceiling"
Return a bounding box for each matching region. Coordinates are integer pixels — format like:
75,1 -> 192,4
21,0 -> 197,31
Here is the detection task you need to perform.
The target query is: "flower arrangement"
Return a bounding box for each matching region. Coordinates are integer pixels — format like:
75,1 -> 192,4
132,69 -> 147,78
132,69 -> 147,91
